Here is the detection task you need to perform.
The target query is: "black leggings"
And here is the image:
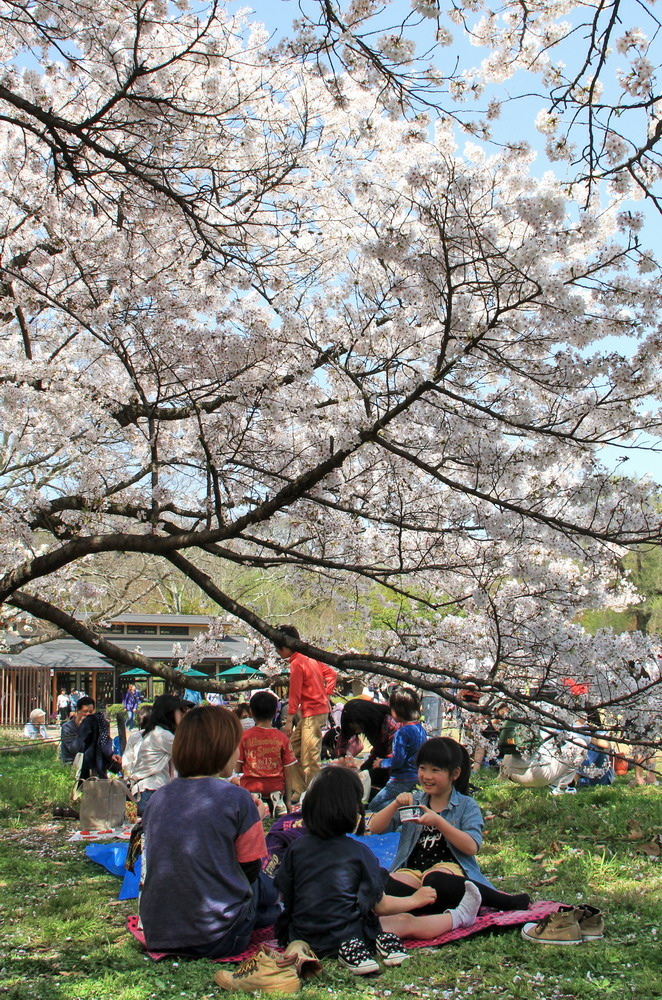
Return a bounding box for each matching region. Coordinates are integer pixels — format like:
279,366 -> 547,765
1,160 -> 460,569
385,871 -> 530,916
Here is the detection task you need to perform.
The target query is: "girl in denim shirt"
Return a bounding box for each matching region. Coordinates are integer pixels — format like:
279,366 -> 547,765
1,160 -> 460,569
369,738 -> 530,936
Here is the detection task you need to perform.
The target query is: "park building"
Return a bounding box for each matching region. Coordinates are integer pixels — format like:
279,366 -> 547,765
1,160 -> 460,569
0,613 -> 252,727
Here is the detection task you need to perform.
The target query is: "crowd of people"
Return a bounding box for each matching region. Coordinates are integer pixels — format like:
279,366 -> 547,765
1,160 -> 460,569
30,628 -> 655,984
134,695 -> 527,976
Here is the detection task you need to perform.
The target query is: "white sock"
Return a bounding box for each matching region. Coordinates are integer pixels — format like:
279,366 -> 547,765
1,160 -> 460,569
446,881 -> 482,930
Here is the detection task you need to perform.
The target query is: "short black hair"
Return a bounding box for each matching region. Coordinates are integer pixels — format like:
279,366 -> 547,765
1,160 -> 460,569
250,690 -> 278,721
417,737 -> 471,794
302,767 -> 365,838
389,685 -> 420,722
274,624 -> 300,649
76,696 -> 95,711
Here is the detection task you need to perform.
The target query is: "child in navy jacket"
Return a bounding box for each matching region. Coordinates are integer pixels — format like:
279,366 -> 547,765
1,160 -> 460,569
367,687 -> 427,810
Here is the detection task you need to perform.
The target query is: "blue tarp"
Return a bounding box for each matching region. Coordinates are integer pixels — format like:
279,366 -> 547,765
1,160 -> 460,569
350,831 -> 399,868
85,842 -> 141,899
85,831 -> 399,901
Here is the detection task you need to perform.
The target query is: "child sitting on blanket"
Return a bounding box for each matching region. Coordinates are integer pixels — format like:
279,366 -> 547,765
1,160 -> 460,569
139,705 -> 280,958
368,736 -> 531,927
274,767 -> 483,975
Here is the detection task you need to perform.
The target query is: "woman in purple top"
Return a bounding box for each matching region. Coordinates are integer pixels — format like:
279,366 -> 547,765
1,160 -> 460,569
140,705 -> 278,958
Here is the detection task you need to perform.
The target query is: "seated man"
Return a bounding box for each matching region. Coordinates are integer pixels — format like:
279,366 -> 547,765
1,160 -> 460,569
60,696 -> 96,764
500,722 -> 587,795
60,697 -> 120,778
23,708 -> 49,739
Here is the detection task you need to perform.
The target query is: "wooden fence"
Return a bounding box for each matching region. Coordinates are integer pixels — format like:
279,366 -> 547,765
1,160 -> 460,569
0,665 -> 52,727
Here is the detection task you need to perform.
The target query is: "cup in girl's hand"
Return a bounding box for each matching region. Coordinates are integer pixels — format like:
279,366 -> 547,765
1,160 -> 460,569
398,805 -> 424,822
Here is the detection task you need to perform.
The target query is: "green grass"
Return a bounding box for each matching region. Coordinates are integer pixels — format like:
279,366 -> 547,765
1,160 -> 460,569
1,749 -> 661,1000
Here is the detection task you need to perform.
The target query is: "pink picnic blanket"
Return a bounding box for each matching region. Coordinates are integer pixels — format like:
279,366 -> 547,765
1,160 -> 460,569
402,899 -> 559,947
126,916 -> 277,963
127,900 -> 560,963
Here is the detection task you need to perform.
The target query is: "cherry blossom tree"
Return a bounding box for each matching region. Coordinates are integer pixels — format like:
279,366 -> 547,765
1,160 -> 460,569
0,1 -> 661,746
289,1 -> 662,215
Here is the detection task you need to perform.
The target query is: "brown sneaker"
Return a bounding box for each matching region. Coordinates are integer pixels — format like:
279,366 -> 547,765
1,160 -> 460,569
521,910 -> 583,946
578,905 -> 605,940
559,904 -> 604,940
214,949 -> 300,993
283,940 -> 323,981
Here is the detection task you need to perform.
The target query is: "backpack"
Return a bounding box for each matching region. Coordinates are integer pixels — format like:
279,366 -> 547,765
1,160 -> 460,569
613,753 -> 629,775
76,777 -> 135,831
498,719 -> 534,756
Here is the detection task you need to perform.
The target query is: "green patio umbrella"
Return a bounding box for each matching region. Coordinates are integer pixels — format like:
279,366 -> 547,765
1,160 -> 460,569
216,664 -> 265,678
119,667 -> 152,677
176,667 -> 209,677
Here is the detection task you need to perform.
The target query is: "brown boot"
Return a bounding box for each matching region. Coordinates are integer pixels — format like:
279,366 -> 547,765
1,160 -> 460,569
214,949 -> 300,993
577,904 -> 605,940
283,940 -> 323,980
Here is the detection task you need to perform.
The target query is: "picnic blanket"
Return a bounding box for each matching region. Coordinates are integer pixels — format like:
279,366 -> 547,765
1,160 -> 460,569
349,831 -> 399,868
401,899 -> 560,947
126,900 -> 561,962
86,833 -> 561,961
69,824 -> 133,842
127,916 -> 277,963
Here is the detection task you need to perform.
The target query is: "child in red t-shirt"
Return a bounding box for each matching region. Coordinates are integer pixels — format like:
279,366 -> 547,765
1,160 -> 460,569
237,691 -> 297,816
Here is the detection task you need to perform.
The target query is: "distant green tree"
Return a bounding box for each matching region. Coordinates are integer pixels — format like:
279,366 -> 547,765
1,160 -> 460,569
620,546 -> 662,635
580,545 -> 662,636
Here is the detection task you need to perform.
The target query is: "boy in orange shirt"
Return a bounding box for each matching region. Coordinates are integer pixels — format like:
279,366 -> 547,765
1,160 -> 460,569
237,691 -> 297,817
275,624 -> 337,795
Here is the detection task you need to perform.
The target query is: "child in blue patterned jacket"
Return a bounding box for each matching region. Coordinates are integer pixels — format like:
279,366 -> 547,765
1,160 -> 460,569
367,687 -> 427,810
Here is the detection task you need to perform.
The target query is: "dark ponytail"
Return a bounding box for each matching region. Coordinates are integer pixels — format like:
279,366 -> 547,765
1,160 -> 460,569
416,737 -> 472,795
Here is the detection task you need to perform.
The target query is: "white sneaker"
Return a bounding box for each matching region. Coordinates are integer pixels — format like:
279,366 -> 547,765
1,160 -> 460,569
270,791 -> 288,817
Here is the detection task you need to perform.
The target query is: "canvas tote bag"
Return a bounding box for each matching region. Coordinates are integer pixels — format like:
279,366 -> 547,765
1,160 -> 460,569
78,776 -> 134,830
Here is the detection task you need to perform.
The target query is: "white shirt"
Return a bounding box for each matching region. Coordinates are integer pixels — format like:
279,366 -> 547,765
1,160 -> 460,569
122,729 -> 144,777
23,722 -> 48,739
131,727 -> 175,794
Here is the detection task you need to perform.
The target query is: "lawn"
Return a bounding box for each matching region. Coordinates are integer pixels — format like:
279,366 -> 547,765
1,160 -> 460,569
0,745 -> 660,1000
